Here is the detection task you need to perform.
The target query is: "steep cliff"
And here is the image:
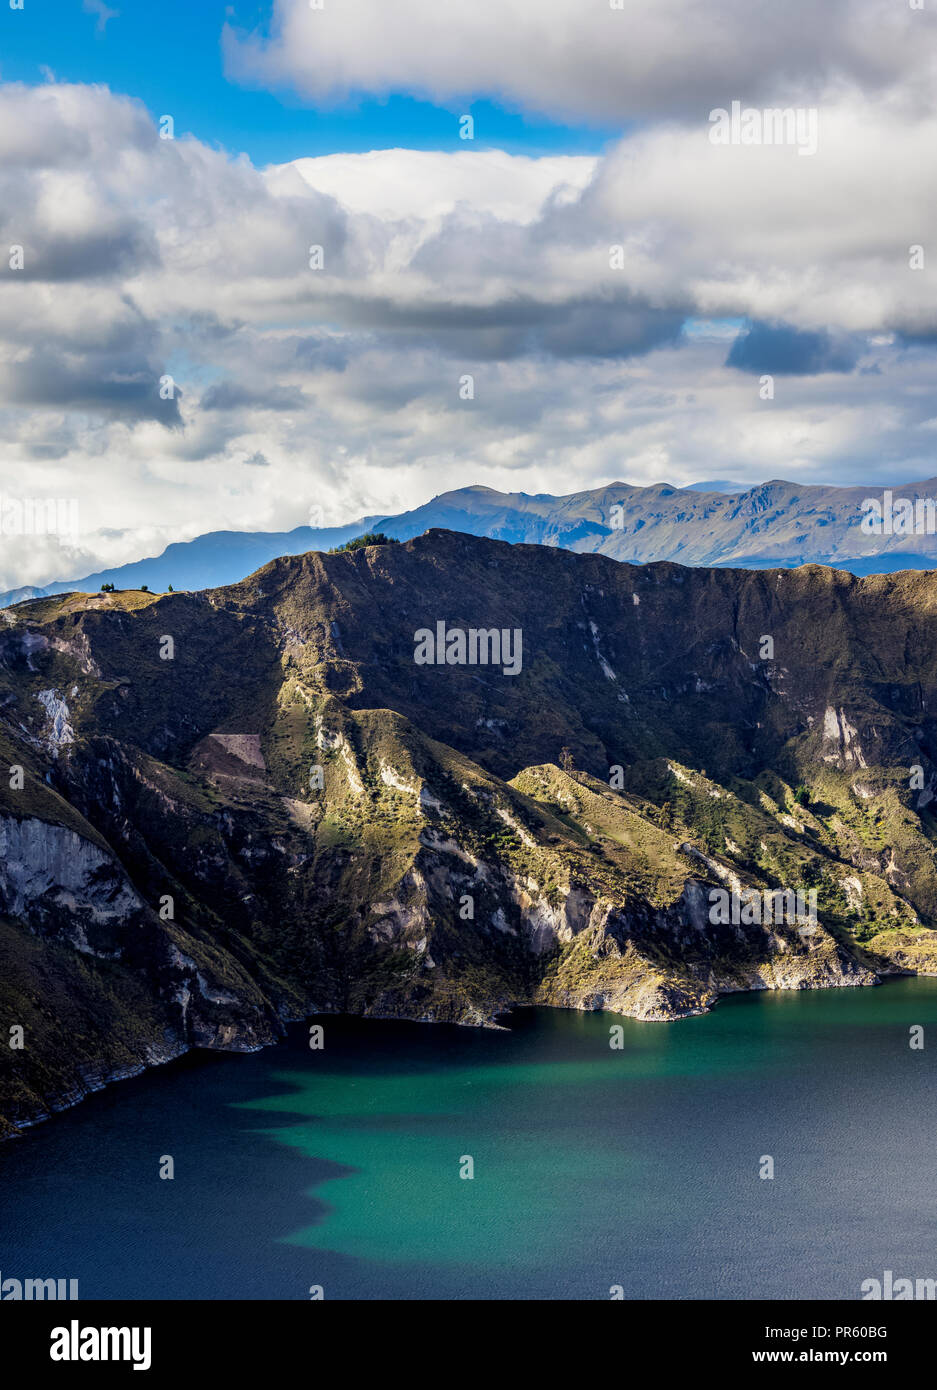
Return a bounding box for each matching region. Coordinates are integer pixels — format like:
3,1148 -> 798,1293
1,531 -> 935,1135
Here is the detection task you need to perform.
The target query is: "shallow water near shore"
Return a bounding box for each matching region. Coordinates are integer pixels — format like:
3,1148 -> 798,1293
1,977 -> 935,1300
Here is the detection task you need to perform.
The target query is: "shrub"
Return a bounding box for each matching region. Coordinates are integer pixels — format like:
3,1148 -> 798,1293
329,532 -> 399,553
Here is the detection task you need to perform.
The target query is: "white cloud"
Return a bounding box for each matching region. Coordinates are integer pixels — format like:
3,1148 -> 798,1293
285,149 -> 597,223
223,0 -> 937,123
1,79 -> 937,588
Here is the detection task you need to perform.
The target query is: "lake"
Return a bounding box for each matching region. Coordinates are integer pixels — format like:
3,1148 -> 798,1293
1,978 -> 935,1300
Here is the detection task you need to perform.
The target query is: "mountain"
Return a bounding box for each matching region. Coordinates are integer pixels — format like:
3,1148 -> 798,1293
4,476 -> 936,610
2,529 -> 937,1136
0,519 -> 380,609
678,480 -> 748,493
367,478 -> 937,570
0,586 -> 50,607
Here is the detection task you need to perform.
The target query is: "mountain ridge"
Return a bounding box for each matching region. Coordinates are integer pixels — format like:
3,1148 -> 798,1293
2,529 -> 936,1136
6,475 -> 937,609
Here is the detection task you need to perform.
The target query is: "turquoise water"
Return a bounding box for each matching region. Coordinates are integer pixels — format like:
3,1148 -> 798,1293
1,979 -> 936,1299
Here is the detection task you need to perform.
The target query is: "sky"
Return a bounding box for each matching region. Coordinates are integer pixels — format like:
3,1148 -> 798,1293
1,0 -> 937,588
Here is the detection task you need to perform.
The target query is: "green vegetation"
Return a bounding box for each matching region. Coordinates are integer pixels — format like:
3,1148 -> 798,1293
328,531 -> 399,553
2,529 -> 937,1133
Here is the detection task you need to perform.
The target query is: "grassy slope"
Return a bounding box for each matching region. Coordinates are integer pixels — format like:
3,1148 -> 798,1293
2,536 -> 937,1129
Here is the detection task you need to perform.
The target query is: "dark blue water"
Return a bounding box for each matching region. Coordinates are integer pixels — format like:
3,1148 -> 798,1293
1,980 -> 936,1299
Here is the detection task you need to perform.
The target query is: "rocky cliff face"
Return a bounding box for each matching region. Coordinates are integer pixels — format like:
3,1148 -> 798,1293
1,531 -> 936,1135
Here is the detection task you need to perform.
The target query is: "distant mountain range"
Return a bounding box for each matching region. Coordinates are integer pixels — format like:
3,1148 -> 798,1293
4,475 -> 936,608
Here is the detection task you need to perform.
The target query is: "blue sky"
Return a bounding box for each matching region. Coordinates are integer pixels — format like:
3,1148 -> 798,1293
0,0 -> 617,162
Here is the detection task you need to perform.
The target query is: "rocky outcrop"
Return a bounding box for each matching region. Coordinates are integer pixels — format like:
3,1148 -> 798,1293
0,812 -> 144,955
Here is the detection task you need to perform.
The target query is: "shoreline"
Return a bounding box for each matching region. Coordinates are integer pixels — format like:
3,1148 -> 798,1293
4,969 -> 934,1142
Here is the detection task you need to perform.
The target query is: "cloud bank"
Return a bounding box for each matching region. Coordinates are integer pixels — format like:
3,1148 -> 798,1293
2,48 -> 937,586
